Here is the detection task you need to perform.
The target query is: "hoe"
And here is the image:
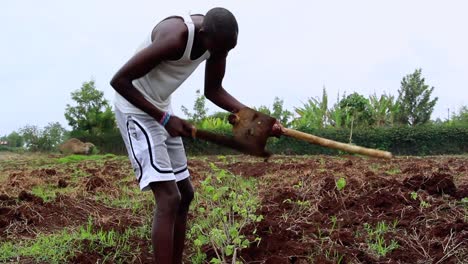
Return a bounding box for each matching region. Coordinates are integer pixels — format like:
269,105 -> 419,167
192,107 -> 392,159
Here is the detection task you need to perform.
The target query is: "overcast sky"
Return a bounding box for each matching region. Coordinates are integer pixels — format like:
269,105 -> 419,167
1,0 -> 467,135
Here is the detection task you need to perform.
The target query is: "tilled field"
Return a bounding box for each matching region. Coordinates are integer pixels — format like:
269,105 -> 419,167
0,153 -> 467,263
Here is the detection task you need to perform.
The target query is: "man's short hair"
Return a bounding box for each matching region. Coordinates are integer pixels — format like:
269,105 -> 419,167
203,7 -> 238,41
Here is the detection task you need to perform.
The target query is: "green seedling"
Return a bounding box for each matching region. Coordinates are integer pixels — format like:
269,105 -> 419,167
363,221 -> 399,257
336,177 -> 346,191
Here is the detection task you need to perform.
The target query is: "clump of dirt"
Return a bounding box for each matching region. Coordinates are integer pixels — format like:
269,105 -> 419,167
226,162 -> 271,177
343,159 -> 353,167
424,172 -> 457,196
57,179 -> 68,188
86,176 -> 107,192
0,194 -> 11,201
30,168 -> 57,177
404,172 -> 457,196
85,167 -> 100,176
100,161 -> 125,178
320,176 -> 337,194
18,191 -> 43,204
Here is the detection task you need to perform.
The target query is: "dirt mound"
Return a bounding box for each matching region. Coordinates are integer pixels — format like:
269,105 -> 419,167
57,179 -> 68,188
343,159 -> 353,167
404,172 -> 457,196
59,138 -> 95,155
226,162 -> 270,177
86,176 -> 107,192
30,168 -> 57,177
18,191 -> 44,204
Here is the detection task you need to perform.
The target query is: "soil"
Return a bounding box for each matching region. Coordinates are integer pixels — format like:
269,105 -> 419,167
216,156 -> 468,263
0,155 -> 467,263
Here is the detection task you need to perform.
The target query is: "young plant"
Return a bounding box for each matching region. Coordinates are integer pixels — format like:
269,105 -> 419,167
363,221 -> 399,257
336,177 -> 347,191
187,163 -> 263,264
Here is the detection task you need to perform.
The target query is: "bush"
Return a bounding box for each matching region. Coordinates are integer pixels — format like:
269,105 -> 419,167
271,124 -> 468,156
182,124 -> 468,156
66,124 -> 467,156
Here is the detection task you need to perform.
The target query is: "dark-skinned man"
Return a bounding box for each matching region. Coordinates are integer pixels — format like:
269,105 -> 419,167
111,7 -> 281,264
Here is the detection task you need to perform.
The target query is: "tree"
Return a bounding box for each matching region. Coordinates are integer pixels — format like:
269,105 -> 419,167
271,97 -> 293,126
335,92 -> 373,143
41,122 -> 67,150
368,93 -> 399,127
293,87 -> 329,129
255,105 -> 271,116
20,125 -> 41,151
396,69 -> 438,126
181,89 -> 208,124
5,131 -> 24,147
254,97 -> 292,126
338,92 -> 373,128
19,122 -> 67,152
450,106 -> 468,125
65,80 -> 116,135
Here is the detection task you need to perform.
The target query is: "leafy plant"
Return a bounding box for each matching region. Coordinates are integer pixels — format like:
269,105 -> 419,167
336,177 -> 347,191
188,163 -> 263,263
199,118 -> 232,131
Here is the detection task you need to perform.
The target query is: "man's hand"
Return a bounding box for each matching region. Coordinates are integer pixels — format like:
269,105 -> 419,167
271,120 -> 285,137
165,116 -> 194,137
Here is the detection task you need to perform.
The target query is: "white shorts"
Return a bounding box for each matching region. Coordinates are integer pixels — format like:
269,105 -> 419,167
115,107 -> 190,191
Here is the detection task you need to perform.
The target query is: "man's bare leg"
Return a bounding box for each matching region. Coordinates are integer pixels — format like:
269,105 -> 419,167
173,178 -> 195,264
150,181 -> 181,264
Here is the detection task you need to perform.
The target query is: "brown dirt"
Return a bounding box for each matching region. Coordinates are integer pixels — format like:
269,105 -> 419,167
1,155 -> 467,263
216,156 -> 468,263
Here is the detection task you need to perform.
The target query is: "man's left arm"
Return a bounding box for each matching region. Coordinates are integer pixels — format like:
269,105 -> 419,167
204,53 -> 246,113
204,53 -> 284,136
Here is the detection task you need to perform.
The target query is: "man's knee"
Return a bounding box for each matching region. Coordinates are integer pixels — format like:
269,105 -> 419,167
156,191 -> 182,215
180,187 -> 194,207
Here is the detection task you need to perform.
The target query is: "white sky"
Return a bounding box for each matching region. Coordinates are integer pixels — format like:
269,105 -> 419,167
1,0 -> 467,135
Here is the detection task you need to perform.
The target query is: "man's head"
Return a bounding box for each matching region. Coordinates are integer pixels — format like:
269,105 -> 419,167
201,7 -> 238,54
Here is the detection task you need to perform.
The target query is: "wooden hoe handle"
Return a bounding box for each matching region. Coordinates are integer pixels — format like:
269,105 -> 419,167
282,128 -> 392,159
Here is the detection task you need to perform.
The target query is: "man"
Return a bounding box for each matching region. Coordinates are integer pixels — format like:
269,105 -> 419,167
110,7 -> 280,264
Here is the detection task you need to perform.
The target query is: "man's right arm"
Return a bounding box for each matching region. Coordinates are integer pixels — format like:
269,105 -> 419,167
110,26 -> 194,137
110,31 -> 181,121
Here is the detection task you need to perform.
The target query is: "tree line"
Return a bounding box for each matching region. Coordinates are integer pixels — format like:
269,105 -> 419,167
1,69 -> 466,153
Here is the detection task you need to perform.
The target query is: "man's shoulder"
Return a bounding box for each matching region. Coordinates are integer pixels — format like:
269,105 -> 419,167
151,17 -> 188,45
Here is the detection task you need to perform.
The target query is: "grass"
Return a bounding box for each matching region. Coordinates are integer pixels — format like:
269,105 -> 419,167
0,218 -> 151,264
385,168 -> 401,175
57,154 -> 116,164
96,185 -> 153,213
363,220 -> 399,257
31,184 -> 72,202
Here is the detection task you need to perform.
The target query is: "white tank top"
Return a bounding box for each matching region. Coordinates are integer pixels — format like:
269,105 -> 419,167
114,13 -> 210,114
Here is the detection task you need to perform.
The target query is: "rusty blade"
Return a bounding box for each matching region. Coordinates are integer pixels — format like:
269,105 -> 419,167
193,129 -> 271,157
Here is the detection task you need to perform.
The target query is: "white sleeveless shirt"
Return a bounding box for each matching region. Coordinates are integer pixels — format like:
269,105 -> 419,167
114,14 -> 210,114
